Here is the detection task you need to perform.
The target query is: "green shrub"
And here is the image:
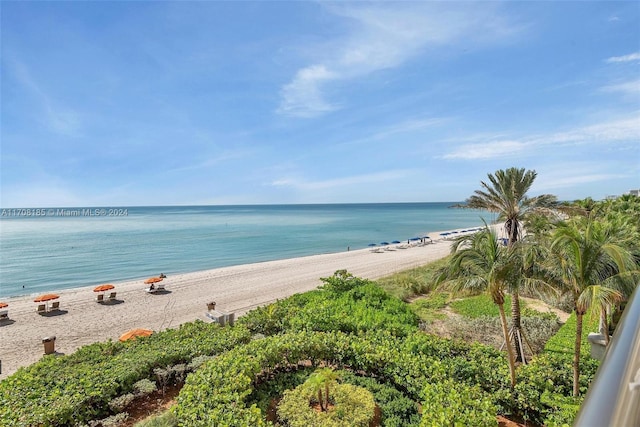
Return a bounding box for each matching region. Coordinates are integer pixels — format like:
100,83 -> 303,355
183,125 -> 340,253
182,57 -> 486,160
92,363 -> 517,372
339,371 -> 421,426
420,379 -> 497,427
175,330 -> 508,425
277,383 -> 375,427
0,322 -> 251,427
239,281 -> 418,337
133,378 -> 158,396
134,410 -> 178,427
108,393 -> 135,412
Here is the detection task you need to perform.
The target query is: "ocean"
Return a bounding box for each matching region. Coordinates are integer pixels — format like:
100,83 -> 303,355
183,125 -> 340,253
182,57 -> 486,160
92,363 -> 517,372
0,203 -> 492,298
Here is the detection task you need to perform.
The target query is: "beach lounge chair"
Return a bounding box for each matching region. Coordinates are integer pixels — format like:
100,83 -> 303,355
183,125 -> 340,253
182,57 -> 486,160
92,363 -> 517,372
0,309 -> 9,320
50,301 -> 60,311
37,304 -> 46,314
107,292 -> 117,301
156,283 -> 165,291
95,294 -> 105,303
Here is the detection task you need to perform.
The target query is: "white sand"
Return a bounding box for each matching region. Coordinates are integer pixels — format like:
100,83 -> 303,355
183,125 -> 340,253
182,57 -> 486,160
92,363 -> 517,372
0,231 -> 474,379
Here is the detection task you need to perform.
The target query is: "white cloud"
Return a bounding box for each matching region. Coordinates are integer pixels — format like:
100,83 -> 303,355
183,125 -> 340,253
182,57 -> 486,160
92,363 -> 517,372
442,114 -> 640,160
277,65 -> 339,117
534,163 -> 631,192
277,3 -> 521,118
601,79 -> 640,96
270,170 -> 411,191
606,52 -> 640,63
442,140 -> 527,160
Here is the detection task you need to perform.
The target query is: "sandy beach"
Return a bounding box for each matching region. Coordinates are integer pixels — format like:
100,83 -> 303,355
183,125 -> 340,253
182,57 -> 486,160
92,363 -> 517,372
0,233 -> 461,379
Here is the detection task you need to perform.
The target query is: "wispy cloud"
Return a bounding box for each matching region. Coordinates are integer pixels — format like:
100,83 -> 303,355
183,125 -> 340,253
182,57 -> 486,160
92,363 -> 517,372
270,170 -> 411,191
277,3 -> 521,118
8,57 -> 82,136
601,79 -> 640,96
534,163 -> 631,192
442,140 -> 527,160
165,149 -> 254,174
605,52 -> 640,63
442,115 -> 640,160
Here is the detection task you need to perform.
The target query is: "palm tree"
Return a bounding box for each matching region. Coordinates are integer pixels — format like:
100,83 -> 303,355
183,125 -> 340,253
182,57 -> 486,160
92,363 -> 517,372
437,226 -> 519,387
304,368 -> 340,411
465,167 -> 558,362
548,215 -> 638,396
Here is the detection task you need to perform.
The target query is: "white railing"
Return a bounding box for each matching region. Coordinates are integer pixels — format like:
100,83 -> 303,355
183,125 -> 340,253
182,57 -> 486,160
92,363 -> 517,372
574,285 -> 640,426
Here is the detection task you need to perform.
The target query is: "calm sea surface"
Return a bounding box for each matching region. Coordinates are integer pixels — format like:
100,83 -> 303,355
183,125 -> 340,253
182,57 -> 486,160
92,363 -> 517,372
0,203 -> 492,298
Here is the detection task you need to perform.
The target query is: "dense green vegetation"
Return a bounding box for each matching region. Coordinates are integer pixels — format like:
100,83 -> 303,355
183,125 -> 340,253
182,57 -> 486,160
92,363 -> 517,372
0,322 -> 250,426
1,178 -> 637,426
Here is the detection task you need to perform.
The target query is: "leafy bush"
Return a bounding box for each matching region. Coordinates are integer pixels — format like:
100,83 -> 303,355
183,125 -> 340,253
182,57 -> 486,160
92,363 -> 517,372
513,353 -> 598,424
133,378 -> 158,396
319,269 -> 373,293
175,330 -> 509,425
277,383 -> 375,427
0,322 -> 251,427
133,411 -> 178,427
339,371 -> 421,427
239,281 -> 418,337
420,379 -> 497,427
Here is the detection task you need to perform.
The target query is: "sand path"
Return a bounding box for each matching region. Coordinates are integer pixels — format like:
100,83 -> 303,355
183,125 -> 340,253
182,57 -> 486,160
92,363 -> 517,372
0,236 -> 455,379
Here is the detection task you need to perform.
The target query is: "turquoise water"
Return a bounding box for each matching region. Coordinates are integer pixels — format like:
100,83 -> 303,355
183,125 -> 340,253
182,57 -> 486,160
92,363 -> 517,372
0,203 -> 491,298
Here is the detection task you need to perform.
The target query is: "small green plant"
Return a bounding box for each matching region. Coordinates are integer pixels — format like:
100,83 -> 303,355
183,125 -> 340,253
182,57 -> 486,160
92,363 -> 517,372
133,378 -> 158,396
302,368 -> 341,411
278,382 -> 376,427
108,393 -> 135,412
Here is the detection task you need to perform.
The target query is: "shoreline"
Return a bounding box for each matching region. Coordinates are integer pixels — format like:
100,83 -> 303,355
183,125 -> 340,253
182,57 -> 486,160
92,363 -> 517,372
0,227 -> 493,379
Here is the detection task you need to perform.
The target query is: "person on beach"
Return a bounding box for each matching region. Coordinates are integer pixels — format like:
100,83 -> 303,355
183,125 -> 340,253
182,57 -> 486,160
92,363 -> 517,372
149,284 -> 155,290
159,273 -> 167,278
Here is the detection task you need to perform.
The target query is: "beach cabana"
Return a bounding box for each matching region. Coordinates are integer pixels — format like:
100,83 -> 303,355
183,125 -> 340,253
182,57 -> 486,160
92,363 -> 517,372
119,328 -> 153,342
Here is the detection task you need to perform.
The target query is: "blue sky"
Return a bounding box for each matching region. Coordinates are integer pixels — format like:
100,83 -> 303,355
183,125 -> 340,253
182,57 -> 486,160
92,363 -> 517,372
1,1 -> 639,207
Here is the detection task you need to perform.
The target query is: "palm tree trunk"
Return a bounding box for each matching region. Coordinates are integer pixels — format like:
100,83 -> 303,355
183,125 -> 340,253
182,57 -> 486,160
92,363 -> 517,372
510,292 -> 525,363
573,312 -> 583,397
499,303 -> 517,387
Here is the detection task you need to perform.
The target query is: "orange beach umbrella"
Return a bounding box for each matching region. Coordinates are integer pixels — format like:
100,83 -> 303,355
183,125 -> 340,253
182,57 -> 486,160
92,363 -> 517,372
0,302 -> 8,309
93,284 -> 115,292
119,328 -> 153,342
144,277 -> 163,284
34,294 -> 59,303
